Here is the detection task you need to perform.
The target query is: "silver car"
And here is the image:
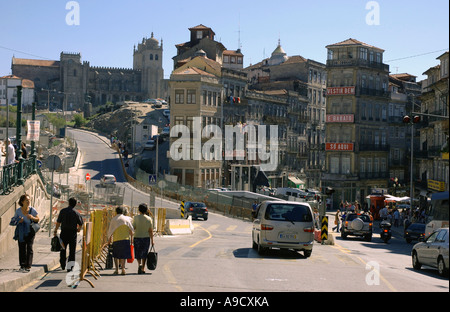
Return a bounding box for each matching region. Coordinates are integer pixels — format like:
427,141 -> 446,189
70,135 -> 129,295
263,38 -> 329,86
252,201 -> 314,257
412,227 -> 449,277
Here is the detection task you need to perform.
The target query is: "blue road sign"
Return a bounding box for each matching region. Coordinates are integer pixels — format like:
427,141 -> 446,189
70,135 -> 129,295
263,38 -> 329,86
149,174 -> 157,185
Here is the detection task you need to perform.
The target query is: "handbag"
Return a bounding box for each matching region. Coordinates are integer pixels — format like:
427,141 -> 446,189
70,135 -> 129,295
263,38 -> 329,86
105,245 -> 114,269
146,245 -> 158,270
51,236 -> 62,252
30,221 -> 40,234
127,244 -> 135,263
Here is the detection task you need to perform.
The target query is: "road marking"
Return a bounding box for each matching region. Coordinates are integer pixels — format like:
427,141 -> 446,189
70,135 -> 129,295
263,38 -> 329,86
332,243 -> 398,292
226,225 -> 237,231
190,225 -> 213,248
163,262 -> 183,291
207,224 -> 220,231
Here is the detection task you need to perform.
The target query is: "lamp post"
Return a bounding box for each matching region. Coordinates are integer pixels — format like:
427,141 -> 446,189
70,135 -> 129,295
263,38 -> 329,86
403,110 -> 421,211
16,85 -> 24,185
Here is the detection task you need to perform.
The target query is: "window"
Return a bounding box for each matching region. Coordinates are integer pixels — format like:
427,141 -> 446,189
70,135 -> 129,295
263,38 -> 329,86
360,48 -> 368,60
330,157 -> 339,174
150,54 -> 153,60
155,54 -> 159,61
264,204 -> 312,222
197,31 -> 202,39
175,90 -> 184,104
327,50 -> 333,60
224,55 -> 229,63
187,90 -> 196,104
342,157 -> 351,174
231,56 -> 236,64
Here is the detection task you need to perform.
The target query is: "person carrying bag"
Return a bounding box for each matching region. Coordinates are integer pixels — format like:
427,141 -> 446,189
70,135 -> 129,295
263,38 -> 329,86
147,244 -> 157,271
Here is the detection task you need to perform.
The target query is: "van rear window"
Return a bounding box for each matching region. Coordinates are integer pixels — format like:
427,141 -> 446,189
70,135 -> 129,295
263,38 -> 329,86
265,204 -> 312,222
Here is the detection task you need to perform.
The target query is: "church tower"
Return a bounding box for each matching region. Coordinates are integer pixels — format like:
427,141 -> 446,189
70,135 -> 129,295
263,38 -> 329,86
133,32 -> 164,99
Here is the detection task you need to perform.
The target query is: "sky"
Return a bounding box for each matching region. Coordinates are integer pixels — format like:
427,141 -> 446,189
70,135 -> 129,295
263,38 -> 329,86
0,0 -> 448,81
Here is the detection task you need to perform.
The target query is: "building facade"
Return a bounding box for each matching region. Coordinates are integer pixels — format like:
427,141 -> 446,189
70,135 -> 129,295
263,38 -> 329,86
11,34 -> 165,111
322,38 -> 391,206
418,52 -> 449,194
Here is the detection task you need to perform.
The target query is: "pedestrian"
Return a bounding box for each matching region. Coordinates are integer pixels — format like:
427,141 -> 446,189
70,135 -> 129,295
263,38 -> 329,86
54,197 -> 84,271
252,201 -> 258,213
21,142 -> 28,159
107,206 -> 134,275
333,209 -> 341,232
393,209 -> 400,227
3,138 -> 16,165
132,204 -> 154,274
9,194 -> 39,272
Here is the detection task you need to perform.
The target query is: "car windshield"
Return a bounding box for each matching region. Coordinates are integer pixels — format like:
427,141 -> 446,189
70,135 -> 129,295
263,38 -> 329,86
191,203 -> 206,208
346,214 -> 371,222
264,204 -> 312,222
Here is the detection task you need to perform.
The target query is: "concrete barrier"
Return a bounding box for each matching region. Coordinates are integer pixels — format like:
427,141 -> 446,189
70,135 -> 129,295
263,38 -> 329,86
164,216 -> 193,235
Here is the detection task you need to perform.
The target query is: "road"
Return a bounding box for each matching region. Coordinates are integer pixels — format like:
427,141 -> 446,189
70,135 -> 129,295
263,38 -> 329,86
67,128 -> 178,210
19,129 -> 449,293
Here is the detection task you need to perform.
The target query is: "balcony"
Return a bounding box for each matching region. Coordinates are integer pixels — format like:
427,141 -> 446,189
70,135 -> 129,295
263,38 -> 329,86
356,87 -> 390,98
359,144 -> 390,151
359,171 -> 389,180
326,59 -> 389,72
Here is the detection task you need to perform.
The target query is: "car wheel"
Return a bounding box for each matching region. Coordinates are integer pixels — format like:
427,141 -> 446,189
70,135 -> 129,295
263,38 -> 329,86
365,234 -> 372,242
257,238 -> 267,255
438,257 -> 448,277
252,238 -> 258,250
341,232 -> 347,239
412,251 -> 422,270
304,250 -> 312,258
203,216 -> 208,221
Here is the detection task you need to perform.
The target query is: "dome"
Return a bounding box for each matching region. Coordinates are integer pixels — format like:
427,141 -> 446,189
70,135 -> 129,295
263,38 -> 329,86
269,41 -> 288,66
146,32 -> 159,48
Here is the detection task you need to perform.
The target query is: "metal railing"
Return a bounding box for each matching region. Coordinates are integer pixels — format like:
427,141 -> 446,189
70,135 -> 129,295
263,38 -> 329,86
1,158 -> 37,195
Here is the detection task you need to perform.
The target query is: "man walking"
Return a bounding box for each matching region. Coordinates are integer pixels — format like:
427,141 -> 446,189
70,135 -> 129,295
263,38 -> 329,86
54,198 -> 84,271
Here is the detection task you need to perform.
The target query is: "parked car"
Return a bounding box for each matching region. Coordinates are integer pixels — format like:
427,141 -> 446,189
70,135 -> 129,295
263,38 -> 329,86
144,139 -> 155,150
412,228 -> 449,277
100,174 -> 116,187
252,201 -> 314,257
340,212 -> 373,241
162,126 -> 170,136
405,223 -> 426,243
182,202 -> 208,221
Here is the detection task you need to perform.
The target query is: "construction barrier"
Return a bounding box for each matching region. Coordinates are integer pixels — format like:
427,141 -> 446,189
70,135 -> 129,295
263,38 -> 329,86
164,217 -> 193,235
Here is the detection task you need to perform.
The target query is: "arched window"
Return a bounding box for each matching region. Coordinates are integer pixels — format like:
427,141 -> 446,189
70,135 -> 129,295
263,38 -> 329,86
155,54 -> 158,60
150,54 -> 153,60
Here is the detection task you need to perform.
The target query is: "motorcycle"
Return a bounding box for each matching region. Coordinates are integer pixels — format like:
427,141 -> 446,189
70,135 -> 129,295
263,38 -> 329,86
380,219 -> 392,243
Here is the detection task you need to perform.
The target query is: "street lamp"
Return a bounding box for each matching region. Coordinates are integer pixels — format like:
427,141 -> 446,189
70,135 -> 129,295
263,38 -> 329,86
403,114 -> 421,211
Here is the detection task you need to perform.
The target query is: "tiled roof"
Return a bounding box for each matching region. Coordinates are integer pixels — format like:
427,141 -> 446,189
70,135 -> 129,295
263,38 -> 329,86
12,57 -> 60,67
326,38 -> 384,51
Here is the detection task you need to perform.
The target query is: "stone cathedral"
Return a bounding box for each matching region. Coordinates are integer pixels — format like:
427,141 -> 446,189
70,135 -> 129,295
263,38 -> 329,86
11,33 -> 166,111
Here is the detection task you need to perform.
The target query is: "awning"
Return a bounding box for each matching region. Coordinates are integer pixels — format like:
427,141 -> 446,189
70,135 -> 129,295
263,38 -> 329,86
288,177 -> 305,187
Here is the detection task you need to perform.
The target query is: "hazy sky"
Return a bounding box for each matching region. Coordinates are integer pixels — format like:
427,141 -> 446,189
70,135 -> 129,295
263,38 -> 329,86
1,0 -> 448,80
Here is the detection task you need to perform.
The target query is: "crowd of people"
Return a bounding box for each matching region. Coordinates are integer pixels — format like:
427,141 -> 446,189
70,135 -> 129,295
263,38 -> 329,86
9,194 -> 154,276
331,199 -> 429,233
1,138 -> 28,167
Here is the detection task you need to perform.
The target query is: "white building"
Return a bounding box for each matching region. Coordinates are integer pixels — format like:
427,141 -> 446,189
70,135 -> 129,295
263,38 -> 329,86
0,75 -> 35,107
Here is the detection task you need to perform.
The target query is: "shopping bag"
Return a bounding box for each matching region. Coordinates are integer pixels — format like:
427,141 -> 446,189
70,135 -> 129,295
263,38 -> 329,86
146,245 -> 158,270
127,244 -> 135,263
105,245 -> 114,269
51,236 -> 61,252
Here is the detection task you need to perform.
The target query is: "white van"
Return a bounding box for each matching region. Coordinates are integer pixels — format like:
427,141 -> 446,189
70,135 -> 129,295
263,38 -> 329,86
252,200 -> 315,257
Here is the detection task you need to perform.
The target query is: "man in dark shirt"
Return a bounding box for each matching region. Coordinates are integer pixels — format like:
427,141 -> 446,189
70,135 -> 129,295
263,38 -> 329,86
54,197 -> 84,271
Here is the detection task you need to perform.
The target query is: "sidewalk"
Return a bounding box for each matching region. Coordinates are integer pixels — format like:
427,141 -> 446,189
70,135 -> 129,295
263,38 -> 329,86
0,229 -> 65,292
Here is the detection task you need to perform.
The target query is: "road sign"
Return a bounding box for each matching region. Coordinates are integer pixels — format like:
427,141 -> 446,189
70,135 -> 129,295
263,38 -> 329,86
86,173 -> 91,181
180,201 -> 185,218
321,216 -> 328,243
149,174 -> 157,185
46,155 -> 61,171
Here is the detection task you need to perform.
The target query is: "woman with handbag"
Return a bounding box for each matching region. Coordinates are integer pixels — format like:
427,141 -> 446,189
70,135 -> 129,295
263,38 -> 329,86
107,206 -> 134,275
10,194 -> 39,272
132,204 -> 154,274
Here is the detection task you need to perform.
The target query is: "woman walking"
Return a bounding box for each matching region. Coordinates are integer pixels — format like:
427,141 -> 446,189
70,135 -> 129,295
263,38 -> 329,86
107,206 -> 134,275
10,194 -> 39,272
133,204 -> 154,274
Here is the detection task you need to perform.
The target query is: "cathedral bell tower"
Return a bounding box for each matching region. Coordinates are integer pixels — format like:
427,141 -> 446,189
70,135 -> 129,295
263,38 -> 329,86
133,32 -> 164,99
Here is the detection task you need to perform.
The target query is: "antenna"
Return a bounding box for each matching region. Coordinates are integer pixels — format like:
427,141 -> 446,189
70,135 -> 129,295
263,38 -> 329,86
238,13 -> 242,51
